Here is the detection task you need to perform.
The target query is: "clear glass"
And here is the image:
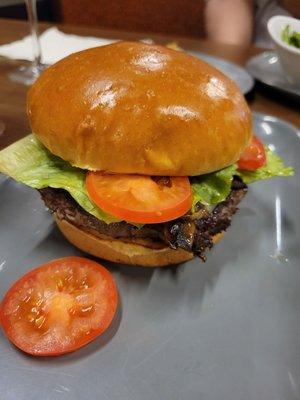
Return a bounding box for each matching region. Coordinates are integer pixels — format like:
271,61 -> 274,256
8,0 -> 47,86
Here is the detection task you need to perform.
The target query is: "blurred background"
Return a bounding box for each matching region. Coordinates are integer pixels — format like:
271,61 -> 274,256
0,0 -> 299,49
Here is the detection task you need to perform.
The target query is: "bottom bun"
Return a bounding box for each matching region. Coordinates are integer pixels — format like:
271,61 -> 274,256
55,216 -> 224,267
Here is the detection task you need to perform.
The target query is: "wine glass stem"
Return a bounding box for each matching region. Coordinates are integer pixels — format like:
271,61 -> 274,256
25,0 -> 42,68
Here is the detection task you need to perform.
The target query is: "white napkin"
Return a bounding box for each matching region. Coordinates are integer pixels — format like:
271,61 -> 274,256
0,27 -> 117,65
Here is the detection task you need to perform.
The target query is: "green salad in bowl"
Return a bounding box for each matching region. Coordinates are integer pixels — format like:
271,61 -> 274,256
281,25 -> 300,49
268,15 -> 300,84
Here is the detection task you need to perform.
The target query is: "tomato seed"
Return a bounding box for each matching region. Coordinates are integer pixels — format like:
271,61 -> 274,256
34,315 -> 46,329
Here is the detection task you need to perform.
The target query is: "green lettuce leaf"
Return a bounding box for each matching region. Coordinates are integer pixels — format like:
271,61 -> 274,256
236,147 -> 294,184
191,165 -> 236,210
0,134 -> 120,224
191,147 -> 294,210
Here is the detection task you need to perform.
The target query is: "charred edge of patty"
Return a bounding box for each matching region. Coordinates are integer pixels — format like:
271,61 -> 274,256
39,176 -> 247,260
164,177 -> 247,260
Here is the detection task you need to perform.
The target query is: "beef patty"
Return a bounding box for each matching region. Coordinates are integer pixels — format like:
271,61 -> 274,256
39,177 -> 247,260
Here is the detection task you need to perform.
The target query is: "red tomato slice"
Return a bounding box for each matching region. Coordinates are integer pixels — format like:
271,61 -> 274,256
0,257 -> 118,356
237,135 -> 267,171
86,173 -> 192,224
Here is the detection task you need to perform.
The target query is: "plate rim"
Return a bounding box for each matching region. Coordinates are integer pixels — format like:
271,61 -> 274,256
253,111 -> 300,135
246,51 -> 300,98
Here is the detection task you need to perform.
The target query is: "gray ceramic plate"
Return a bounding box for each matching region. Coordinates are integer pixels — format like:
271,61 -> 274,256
0,113 -> 299,400
246,51 -> 300,98
190,51 -> 254,94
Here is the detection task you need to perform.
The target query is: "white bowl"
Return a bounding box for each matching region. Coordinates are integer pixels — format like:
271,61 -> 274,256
267,15 -> 300,85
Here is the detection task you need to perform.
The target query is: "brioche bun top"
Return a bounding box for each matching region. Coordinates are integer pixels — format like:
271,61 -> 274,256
27,41 -> 252,176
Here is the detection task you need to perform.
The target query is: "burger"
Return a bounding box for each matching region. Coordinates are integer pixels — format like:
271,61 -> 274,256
0,42 -> 293,267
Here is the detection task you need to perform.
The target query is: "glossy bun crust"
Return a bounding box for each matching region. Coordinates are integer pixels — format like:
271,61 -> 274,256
27,41 -> 252,176
55,216 -> 224,267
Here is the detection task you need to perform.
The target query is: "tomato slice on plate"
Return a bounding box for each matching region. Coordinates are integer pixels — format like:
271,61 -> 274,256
0,257 -> 118,356
237,135 -> 266,171
86,173 -> 192,224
